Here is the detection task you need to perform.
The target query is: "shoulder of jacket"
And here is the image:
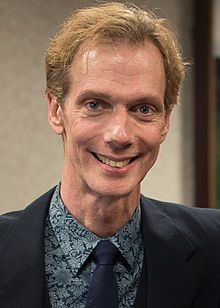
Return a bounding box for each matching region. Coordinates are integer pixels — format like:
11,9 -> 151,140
0,186 -> 55,243
140,194 -> 220,218
140,194 -> 220,253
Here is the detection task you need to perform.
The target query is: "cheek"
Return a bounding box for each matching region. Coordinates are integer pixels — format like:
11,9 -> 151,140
65,121 -> 100,153
65,117 -> 90,140
141,128 -> 164,149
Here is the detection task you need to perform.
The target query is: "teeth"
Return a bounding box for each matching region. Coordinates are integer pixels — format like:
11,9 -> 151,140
96,154 -> 130,168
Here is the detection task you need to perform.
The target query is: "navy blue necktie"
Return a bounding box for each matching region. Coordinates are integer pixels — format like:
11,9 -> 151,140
86,240 -> 119,308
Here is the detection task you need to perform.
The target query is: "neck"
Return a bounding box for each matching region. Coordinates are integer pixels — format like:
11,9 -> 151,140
60,178 -> 140,238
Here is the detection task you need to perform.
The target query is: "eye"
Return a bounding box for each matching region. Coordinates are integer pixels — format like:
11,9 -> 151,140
137,105 -> 152,114
132,104 -> 154,114
86,101 -> 101,110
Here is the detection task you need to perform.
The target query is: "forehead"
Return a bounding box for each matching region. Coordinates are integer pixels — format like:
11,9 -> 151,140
73,40 -> 164,74
68,41 -> 166,102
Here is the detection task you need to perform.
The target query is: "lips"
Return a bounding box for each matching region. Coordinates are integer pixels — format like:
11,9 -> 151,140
94,153 -> 136,168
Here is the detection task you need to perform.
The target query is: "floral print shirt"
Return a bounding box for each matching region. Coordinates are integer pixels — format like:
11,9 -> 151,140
45,185 -> 144,307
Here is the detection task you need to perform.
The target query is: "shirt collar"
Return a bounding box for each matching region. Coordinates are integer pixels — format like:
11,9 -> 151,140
49,184 -> 142,276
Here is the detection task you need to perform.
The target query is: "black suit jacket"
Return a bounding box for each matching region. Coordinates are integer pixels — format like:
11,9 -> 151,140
0,187 -> 220,308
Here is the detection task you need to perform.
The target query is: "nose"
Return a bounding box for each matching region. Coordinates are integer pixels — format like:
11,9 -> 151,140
104,109 -> 134,151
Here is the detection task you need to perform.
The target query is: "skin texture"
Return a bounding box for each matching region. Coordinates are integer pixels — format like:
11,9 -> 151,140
48,41 -> 170,237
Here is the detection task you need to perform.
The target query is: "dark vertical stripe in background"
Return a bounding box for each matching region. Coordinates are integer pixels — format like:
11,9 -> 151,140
216,59 -> 220,208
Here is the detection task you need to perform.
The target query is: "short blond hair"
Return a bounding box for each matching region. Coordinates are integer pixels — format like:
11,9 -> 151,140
45,2 -> 187,111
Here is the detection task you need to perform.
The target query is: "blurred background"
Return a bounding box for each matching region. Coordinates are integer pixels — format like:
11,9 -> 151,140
0,0 -> 219,213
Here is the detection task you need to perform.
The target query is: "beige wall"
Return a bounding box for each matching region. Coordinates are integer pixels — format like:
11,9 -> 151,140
0,0 -> 194,214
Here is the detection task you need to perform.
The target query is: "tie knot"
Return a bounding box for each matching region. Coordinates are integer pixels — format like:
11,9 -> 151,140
93,240 -> 118,265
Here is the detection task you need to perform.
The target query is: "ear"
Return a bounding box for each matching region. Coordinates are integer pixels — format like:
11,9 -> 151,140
160,111 -> 171,144
47,93 -> 64,135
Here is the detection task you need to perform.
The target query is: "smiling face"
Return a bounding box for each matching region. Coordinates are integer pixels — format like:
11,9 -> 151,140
48,41 -> 170,198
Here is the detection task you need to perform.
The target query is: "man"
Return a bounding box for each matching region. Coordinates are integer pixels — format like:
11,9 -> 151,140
0,3 -> 220,308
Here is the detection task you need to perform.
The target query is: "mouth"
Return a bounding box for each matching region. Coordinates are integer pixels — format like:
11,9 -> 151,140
92,152 -> 138,168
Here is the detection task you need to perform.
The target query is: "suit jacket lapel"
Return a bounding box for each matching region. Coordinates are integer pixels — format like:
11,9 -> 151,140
137,196 -> 202,308
134,255 -> 147,308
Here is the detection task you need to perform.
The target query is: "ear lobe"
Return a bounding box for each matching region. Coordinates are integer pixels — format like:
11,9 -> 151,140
47,93 -> 64,135
160,112 -> 171,144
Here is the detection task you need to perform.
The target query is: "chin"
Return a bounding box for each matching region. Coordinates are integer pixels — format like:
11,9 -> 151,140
90,183 -> 139,198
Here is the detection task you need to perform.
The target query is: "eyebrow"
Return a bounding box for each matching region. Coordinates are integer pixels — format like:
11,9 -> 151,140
75,90 -> 112,102
75,89 -> 164,109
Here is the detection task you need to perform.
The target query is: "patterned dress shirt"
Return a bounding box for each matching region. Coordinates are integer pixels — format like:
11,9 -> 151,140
45,185 -> 144,307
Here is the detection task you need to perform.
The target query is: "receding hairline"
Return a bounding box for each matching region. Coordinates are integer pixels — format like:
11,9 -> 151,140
71,36 -> 164,65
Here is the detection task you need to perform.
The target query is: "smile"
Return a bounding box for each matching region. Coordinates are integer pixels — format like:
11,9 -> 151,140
95,153 -> 132,168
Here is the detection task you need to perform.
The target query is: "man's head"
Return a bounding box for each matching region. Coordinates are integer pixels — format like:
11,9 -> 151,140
46,3 -> 186,198
45,2 -> 186,112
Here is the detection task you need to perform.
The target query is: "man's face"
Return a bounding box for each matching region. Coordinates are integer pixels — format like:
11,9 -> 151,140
49,41 -> 170,198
